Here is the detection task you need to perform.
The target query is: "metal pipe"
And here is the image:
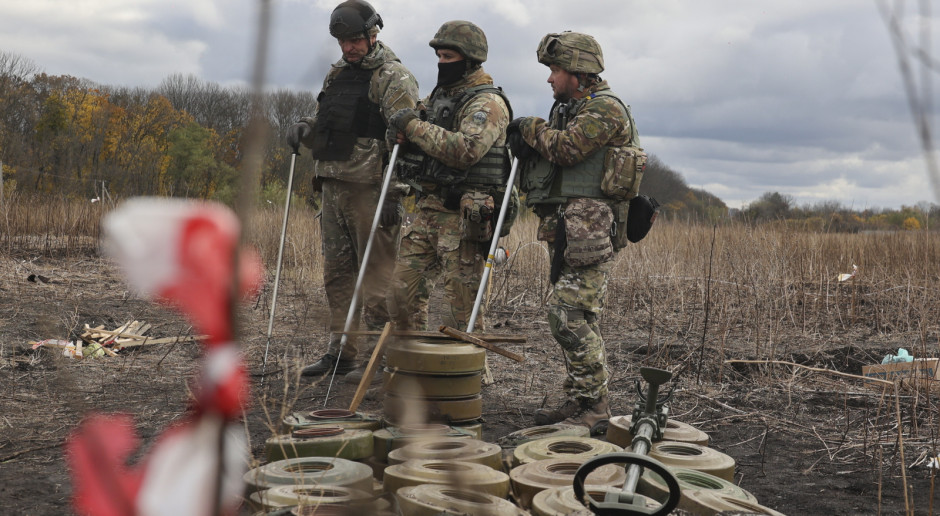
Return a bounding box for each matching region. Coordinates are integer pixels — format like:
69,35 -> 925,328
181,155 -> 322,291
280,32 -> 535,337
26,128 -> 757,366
466,157 -> 519,333
261,151 -> 298,387
623,422 -> 656,495
324,144 -> 400,405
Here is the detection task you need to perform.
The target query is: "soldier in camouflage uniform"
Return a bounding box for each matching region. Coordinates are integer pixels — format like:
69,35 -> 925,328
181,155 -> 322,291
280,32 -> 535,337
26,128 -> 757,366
287,0 -> 419,379
385,20 -> 512,332
507,31 -> 638,435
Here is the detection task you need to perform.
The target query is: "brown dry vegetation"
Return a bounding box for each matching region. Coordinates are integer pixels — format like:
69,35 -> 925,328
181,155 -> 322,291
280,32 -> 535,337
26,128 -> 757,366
2,196 -> 940,515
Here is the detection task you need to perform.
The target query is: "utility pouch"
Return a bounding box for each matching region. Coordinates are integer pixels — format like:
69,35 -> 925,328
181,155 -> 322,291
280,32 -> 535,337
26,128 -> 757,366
600,146 -> 647,201
395,150 -> 425,183
563,198 -> 613,267
426,159 -> 469,186
521,156 -> 555,193
459,191 -> 495,242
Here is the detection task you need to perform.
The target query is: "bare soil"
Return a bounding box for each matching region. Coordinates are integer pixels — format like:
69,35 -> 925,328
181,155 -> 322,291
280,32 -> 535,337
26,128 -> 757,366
1,255 -> 937,515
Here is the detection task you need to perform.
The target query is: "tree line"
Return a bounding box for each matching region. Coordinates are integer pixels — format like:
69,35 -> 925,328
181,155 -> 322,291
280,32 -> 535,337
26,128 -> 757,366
0,51 -> 318,206
737,191 -> 940,232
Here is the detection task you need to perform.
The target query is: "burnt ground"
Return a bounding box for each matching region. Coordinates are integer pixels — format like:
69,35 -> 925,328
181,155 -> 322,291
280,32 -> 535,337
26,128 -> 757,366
1,255 -> 938,515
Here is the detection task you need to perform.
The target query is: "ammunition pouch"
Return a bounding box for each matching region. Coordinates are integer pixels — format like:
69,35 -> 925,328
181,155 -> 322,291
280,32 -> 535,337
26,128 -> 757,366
460,191 -> 495,241
600,145 -> 647,201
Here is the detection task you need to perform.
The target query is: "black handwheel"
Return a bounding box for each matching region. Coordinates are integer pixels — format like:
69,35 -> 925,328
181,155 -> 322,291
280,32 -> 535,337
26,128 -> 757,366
573,452 -> 681,516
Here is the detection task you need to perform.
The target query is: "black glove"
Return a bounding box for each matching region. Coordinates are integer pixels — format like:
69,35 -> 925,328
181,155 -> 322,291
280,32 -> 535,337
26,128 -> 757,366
389,108 -> 419,135
385,126 -> 402,148
287,122 -> 312,153
380,196 -> 402,228
506,117 -> 535,160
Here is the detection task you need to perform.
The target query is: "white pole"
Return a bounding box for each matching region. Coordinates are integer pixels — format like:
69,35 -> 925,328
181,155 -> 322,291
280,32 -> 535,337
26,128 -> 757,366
466,158 -> 519,333
261,152 -> 298,386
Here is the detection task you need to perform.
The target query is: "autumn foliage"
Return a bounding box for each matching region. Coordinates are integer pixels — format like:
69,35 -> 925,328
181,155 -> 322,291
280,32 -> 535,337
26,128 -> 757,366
0,51 -> 317,205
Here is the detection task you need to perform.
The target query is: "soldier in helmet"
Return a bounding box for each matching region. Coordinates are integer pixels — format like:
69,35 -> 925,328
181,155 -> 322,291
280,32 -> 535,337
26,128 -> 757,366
385,20 -> 513,334
287,0 -> 419,380
507,31 -> 643,435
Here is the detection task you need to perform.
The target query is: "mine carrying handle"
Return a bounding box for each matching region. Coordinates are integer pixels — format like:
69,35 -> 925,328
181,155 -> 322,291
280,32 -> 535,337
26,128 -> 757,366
573,452 -> 680,516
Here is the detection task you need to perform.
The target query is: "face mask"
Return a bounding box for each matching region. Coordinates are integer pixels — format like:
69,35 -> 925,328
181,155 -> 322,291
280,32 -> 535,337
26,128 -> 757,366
437,60 -> 465,86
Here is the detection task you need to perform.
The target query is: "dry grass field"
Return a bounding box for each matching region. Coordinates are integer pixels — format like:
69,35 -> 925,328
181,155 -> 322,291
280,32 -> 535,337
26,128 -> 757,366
1,195 -> 939,515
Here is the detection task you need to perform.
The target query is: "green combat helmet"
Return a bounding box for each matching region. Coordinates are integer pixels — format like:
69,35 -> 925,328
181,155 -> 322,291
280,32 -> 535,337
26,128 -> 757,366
329,0 -> 383,39
536,31 -> 604,74
429,20 -> 488,63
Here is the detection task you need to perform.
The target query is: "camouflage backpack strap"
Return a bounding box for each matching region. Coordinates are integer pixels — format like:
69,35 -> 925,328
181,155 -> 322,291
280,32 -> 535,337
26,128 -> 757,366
590,90 -> 637,147
454,84 -> 513,122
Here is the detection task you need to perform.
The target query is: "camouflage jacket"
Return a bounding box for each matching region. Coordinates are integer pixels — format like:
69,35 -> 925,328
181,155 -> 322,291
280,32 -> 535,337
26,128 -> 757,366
404,67 -> 510,211
519,81 -> 630,168
301,41 -> 419,185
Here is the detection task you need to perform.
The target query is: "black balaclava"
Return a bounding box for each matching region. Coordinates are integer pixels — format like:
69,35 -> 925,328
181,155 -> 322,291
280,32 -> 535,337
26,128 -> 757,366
437,60 -> 466,86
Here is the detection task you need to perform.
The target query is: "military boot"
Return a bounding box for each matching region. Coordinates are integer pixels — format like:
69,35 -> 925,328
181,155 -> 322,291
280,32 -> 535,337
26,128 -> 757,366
534,398 -> 582,426
563,396 -> 611,436
343,360 -> 384,385
300,354 -> 358,377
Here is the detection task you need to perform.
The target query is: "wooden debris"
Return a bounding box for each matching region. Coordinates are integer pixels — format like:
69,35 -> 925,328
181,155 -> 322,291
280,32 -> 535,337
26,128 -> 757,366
74,321 -> 207,355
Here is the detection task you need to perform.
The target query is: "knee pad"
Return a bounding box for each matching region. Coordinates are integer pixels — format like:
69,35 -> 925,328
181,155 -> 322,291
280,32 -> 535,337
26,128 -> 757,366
549,305 -> 591,351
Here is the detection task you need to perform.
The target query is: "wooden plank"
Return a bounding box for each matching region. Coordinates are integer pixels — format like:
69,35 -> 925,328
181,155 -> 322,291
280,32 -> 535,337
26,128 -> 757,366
338,329 -> 526,344
348,323 -> 392,413
82,324 -> 107,341
115,335 -> 207,349
438,326 -> 525,363
103,321 -> 133,345
82,328 -> 149,340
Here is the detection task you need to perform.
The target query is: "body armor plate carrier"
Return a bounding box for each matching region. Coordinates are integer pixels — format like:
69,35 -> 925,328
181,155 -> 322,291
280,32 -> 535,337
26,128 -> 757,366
311,66 -> 387,161
398,85 -> 513,190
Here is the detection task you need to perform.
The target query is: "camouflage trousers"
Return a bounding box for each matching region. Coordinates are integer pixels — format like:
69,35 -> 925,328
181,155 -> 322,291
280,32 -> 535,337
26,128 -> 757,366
547,239 -> 612,403
389,206 -> 486,331
320,179 -> 400,359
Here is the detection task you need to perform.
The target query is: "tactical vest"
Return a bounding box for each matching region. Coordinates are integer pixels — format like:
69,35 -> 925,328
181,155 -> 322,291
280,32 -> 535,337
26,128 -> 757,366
403,84 -> 512,190
523,91 -> 633,205
311,66 -> 387,161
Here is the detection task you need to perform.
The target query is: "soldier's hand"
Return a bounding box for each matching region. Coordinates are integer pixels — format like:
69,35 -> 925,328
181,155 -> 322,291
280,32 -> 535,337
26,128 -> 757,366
379,196 -> 402,228
385,126 -> 404,148
287,122 -> 312,153
389,108 -> 419,136
507,117 -> 535,160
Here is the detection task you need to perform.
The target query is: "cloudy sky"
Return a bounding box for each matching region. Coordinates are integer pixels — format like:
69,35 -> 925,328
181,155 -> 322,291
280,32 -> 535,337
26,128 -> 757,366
1,0 -> 938,210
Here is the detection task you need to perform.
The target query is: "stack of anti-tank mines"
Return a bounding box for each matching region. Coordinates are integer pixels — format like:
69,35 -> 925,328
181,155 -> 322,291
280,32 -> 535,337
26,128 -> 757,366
246,360 -> 787,515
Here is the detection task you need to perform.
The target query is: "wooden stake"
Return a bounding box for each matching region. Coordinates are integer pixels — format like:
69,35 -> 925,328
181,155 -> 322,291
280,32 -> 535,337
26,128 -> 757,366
438,326 -> 525,363
348,322 -> 392,413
